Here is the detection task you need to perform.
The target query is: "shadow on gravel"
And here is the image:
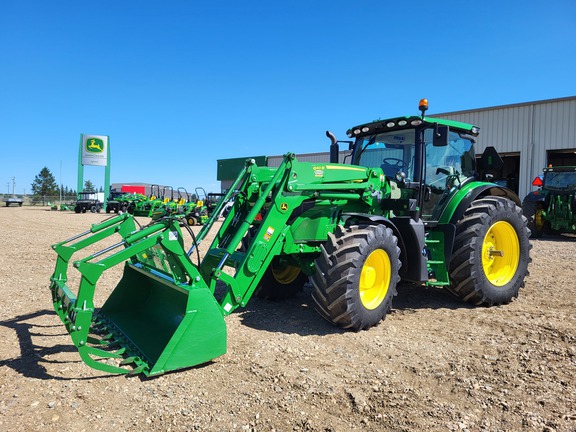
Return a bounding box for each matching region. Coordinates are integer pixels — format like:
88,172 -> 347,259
393,282 -> 473,311
0,309 -> 112,381
238,282 -> 472,336
238,290 -> 344,337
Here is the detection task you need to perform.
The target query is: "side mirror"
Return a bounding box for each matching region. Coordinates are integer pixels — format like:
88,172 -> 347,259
433,125 -> 449,147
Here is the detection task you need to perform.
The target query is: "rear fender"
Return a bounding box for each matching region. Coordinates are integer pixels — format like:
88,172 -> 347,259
439,183 -> 521,226
434,183 -> 523,273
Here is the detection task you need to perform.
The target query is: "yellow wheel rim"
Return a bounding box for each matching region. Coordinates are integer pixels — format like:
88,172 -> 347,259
359,249 -> 391,310
482,221 -> 520,286
535,208 -> 544,231
272,264 -> 301,285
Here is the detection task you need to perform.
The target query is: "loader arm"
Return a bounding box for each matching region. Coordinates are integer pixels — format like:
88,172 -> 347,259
199,153 -> 388,315
48,153 -> 387,376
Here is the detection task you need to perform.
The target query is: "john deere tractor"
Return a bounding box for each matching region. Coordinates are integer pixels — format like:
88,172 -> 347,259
522,166 -> 576,237
49,99 -> 531,376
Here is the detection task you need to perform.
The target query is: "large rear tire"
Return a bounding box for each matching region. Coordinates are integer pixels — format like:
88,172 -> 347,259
521,200 -> 544,238
254,256 -> 308,300
311,224 -> 401,331
449,197 -> 531,305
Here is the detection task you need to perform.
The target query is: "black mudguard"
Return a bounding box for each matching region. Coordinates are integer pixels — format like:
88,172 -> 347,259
343,213 -> 428,283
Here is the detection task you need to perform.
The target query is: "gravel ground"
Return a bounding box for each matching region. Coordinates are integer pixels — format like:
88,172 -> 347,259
0,206 -> 575,432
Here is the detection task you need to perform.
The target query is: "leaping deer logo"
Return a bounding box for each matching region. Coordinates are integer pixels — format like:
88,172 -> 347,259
86,138 -> 104,153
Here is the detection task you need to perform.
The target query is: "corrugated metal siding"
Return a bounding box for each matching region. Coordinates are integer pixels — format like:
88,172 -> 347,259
435,105 -> 533,154
435,97 -> 576,199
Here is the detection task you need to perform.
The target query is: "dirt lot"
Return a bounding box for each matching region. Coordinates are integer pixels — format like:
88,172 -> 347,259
0,206 -> 575,432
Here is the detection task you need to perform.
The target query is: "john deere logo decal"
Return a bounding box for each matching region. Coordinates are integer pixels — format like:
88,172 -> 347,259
86,138 -> 104,153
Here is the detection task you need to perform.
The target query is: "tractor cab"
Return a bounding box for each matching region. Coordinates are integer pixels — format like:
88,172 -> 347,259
344,99 -> 479,223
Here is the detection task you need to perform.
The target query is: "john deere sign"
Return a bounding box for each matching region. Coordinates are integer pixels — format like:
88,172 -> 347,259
77,133 -> 111,209
81,134 -> 109,166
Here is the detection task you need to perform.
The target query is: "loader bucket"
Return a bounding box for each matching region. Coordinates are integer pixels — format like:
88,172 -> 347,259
49,214 -> 227,376
95,264 -> 227,376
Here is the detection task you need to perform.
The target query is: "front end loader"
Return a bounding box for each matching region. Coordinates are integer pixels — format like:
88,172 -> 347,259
49,99 -> 531,376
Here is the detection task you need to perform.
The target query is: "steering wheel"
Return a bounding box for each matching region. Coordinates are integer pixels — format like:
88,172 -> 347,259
381,158 -> 406,177
382,158 -> 405,169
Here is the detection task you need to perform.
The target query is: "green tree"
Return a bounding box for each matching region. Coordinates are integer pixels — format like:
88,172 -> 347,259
84,180 -> 96,193
31,167 -> 59,198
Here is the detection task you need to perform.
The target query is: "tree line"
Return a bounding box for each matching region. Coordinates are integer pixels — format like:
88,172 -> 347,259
29,166 -> 103,198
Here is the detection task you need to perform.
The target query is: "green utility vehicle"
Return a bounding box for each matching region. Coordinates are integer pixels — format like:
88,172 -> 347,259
49,100 -> 531,376
522,166 -> 576,237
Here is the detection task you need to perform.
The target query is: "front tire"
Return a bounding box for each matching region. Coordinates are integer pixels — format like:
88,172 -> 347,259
449,197 -> 531,305
311,224 -> 401,331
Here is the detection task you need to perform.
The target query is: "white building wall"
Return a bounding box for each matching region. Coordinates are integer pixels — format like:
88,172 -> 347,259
435,97 -> 576,199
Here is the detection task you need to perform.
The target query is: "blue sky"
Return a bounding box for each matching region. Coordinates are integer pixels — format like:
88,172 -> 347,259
1,0 -> 575,195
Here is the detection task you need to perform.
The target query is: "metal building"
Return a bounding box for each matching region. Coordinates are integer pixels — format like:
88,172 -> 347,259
218,96 -> 576,199
434,96 -> 576,199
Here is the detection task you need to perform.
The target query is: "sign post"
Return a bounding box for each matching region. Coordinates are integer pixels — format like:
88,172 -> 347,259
77,134 -> 111,207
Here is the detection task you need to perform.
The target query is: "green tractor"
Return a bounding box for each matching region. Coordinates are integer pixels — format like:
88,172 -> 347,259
128,185 -> 163,217
116,192 -> 147,214
522,166 -> 576,237
182,187 -> 210,226
49,99 -> 531,376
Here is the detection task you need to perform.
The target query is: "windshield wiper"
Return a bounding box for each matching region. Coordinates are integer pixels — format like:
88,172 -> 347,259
356,135 -> 377,161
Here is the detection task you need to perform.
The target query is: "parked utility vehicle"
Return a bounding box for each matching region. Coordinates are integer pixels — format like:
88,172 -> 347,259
74,192 -> 102,213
